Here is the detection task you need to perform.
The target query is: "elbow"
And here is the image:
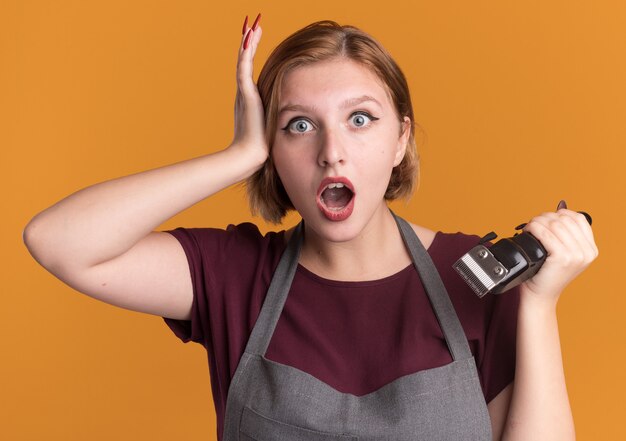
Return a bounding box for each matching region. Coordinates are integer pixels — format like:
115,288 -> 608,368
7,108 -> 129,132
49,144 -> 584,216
23,216 -> 40,254
23,215 -> 90,277
23,216 -> 55,269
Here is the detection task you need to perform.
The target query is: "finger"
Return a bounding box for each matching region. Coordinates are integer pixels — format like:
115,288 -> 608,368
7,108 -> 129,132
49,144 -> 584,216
556,208 -> 598,255
535,210 -> 595,258
238,17 -> 250,55
242,26 -> 262,61
555,213 -> 596,261
523,215 -> 570,260
251,12 -> 261,31
237,29 -> 254,92
243,28 -> 253,51
237,16 -> 257,64
238,27 -> 262,96
248,25 -> 262,55
524,214 -> 587,264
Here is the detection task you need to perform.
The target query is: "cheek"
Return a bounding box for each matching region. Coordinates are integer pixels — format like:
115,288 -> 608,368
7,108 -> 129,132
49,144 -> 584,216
272,137 -> 316,173
272,145 -> 307,193
270,143 -> 291,177
382,132 -> 404,166
362,134 -> 400,167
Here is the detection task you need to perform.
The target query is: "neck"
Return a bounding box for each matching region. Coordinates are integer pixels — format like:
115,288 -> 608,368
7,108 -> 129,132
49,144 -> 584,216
299,205 -> 410,281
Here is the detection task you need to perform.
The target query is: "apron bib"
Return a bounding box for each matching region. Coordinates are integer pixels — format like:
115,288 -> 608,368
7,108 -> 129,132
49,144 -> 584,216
222,212 -> 492,440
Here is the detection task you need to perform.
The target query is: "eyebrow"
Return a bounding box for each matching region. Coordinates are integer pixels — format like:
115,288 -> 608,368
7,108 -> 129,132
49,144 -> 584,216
278,95 -> 383,116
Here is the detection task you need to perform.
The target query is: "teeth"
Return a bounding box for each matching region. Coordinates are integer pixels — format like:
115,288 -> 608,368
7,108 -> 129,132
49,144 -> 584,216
325,182 -> 345,190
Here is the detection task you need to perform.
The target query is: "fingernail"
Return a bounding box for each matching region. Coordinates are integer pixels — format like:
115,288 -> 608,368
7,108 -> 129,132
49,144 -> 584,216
252,13 -> 261,31
243,28 -> 252,50
242,15 -> 248,35
515,223 -> 527,230
557,199 -> 568,210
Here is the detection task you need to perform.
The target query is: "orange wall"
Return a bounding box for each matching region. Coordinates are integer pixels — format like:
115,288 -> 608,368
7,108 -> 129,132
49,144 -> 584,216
3,0 -> 623,439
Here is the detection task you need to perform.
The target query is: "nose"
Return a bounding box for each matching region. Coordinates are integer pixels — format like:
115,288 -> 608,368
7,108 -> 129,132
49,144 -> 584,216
317,126 -> 346,168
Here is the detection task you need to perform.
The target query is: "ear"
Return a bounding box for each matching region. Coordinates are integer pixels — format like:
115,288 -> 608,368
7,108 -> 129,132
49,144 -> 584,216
393,116 -> 411,167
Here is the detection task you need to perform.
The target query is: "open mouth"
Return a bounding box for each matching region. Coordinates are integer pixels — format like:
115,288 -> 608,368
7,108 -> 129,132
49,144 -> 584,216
316,177 -> 356,221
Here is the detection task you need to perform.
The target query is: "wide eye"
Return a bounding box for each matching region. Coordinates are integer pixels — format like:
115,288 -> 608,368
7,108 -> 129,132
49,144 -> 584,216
284,118 -> 313,134
350,111 -> 376,128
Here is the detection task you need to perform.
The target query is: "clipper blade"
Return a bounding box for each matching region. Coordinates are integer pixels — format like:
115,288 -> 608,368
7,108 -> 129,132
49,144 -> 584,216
453,245 -> 508,298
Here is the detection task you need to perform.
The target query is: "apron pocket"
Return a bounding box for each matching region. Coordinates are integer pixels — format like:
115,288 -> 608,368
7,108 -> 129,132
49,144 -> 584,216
240,406 -> 358,441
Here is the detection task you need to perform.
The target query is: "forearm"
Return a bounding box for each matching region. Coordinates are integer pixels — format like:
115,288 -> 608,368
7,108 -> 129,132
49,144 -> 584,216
501,287 -> 575,440
24,145 -> 265,271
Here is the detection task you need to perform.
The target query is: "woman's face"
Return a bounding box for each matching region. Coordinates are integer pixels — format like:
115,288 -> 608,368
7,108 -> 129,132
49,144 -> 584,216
272,58 -> 411,242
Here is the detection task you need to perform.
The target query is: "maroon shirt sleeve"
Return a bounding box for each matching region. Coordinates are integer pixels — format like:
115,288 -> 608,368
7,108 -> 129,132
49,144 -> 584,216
160,227 -> 209,346
161,222 -> 280,352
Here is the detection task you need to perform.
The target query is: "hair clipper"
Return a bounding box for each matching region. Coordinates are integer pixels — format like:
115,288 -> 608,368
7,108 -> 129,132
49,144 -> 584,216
453,209 -> 592,298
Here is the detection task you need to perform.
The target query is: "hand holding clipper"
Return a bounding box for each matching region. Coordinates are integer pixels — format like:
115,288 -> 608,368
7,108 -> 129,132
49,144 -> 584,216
453,201 -> 593,298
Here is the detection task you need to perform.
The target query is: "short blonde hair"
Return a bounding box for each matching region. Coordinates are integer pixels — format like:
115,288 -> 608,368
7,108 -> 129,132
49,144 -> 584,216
247,20 -> 420,224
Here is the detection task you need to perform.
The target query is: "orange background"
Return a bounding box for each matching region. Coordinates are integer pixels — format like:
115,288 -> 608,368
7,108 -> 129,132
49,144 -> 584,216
3,0 -> 624,439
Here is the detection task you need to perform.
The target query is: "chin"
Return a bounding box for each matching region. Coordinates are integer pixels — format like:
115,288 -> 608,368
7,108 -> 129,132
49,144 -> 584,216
302,210 -> 368,244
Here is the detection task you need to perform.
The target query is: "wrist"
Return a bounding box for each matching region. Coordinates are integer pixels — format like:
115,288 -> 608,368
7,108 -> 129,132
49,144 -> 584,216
225,142 -> 268,178
519,284 -> 560,314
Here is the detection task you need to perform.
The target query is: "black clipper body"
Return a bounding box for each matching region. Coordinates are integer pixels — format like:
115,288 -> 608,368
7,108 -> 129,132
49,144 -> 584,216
453,210 -> 592,298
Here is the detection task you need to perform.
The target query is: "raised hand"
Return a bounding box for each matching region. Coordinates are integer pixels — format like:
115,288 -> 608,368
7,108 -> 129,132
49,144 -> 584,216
230,13 -> 269,167
520,200 -> 599,303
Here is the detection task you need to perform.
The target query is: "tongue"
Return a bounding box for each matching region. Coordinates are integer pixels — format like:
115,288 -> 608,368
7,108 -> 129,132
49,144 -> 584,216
322,187 -> 353,208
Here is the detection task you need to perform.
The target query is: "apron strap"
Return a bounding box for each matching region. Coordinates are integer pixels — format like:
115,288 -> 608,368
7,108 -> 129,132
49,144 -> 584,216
392,212 -> 472,361
244,221 -> 304,357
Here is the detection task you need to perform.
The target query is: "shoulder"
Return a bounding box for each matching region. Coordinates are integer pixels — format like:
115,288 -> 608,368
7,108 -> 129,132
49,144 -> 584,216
406,222 -> 438,251
403,221 -> 485,257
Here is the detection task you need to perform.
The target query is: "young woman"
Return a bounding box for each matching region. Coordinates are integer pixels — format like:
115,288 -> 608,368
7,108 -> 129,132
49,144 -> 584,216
24,16 -> 596,441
